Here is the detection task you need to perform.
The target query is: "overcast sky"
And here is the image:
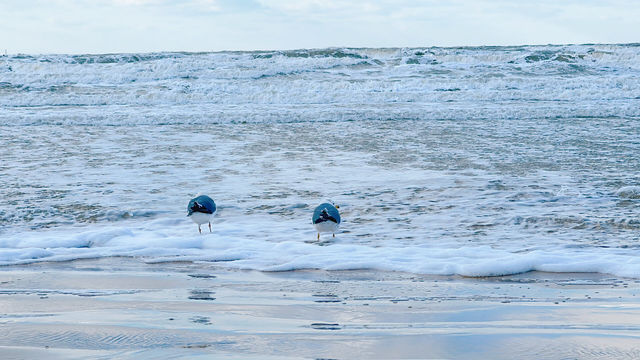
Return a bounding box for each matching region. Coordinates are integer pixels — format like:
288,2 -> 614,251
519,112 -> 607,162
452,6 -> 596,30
1,0 -> 638,54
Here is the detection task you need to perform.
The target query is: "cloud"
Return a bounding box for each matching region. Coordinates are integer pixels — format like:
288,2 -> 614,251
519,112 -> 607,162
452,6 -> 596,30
257,0 -> 377,13
108,0 -> 220,11
1,0 -> 639,53
112,0 -> 160,5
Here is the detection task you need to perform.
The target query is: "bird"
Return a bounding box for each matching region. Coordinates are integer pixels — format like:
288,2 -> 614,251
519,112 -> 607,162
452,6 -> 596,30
312,202 -> 340,240
187,195 -> 216,234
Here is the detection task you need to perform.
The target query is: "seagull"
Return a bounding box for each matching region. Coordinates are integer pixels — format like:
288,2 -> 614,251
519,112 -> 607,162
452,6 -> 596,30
312,202 -> 341,240
187,195 -> 216,234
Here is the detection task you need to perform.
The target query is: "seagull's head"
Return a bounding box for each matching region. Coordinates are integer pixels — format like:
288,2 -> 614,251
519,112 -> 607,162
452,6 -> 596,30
187,201 -> 201,216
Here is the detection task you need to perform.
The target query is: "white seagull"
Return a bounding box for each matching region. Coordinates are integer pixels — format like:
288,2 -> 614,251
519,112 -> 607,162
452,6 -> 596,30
187,195 -> 216,234
312,202 -> 341,240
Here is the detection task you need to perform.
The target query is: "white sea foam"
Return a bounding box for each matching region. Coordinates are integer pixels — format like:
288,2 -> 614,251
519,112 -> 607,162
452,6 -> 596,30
2,217 -> 640,278
2,121 -> 638,277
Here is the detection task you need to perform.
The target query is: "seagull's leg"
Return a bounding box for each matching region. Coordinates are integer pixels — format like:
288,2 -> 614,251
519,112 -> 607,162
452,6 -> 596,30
333,233 -> 335,238
317,233 -> 320,240
198,225 -> 202,234
208,222 -> 212,233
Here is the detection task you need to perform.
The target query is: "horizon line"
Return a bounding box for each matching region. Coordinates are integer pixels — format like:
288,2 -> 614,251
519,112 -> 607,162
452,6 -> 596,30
3,42 -> 639,56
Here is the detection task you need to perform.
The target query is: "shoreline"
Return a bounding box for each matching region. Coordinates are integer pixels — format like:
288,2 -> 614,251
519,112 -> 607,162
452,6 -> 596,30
1,258 -> 640,359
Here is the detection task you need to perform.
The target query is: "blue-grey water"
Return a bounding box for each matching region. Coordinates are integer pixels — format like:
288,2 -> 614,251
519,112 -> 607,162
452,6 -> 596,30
1,45 -> 639,276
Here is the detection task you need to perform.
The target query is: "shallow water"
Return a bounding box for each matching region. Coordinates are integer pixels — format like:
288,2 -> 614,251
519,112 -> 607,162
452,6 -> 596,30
1,45 -> 639,276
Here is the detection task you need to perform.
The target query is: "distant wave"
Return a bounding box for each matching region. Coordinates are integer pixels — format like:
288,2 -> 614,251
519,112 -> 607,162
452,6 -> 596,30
6,43 -> 640,64
617,186 -> 640,199
1,44 -> 639,126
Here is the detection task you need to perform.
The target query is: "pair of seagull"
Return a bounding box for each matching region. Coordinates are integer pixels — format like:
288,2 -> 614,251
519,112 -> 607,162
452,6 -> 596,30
187,195 -> 341,239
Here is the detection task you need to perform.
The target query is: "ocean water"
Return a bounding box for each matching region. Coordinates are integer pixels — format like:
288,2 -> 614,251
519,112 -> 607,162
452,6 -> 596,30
1,44 -> 639,277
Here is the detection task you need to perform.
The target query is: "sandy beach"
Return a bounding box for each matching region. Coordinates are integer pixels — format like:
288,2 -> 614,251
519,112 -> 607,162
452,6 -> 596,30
1,258 -> 639,359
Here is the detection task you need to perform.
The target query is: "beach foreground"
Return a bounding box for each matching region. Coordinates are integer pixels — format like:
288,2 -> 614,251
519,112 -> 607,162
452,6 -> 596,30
1,258 -> 639,359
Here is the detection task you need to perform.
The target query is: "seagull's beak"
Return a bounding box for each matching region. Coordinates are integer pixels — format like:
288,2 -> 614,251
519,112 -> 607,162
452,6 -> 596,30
335,205 -> 340,209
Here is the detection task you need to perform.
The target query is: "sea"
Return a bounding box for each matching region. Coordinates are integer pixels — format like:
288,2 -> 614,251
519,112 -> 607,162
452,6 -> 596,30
1,44 -> 639,277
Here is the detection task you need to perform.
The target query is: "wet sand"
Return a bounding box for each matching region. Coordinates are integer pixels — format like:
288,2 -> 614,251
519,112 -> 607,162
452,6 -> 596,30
1,258 -> 640,359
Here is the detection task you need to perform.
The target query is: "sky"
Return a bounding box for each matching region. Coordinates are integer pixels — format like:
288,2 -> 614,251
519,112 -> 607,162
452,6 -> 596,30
1,0 -> 638,54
